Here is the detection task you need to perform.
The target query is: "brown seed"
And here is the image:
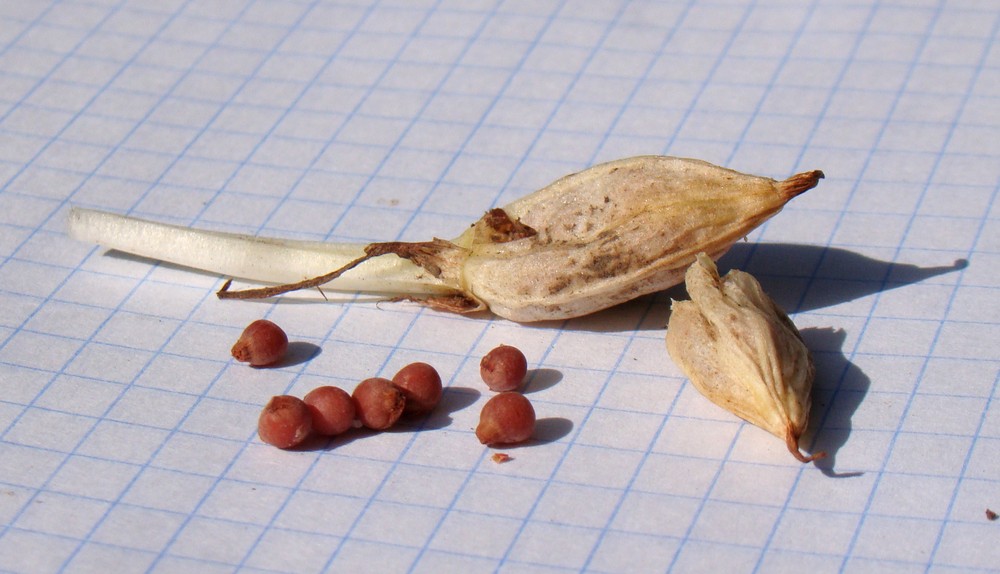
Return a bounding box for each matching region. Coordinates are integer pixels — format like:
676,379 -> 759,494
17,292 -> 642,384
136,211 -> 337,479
258,395 -> 312,449
987,509 -> 998,521
480,344 -> 527,392
231,319 -> 288,367
391,362 -> 443,414
303,386 -> 356,436
476,392 -> 535,446
353,377 -> 406,430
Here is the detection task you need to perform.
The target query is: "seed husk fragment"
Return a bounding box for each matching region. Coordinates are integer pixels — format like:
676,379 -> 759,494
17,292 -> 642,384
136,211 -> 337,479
666,253 -> 825,463
67,156 -> 822,322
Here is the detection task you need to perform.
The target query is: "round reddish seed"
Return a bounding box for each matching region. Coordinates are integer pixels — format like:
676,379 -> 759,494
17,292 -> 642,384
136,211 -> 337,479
475,391 -> 535,446
480,344 -> 527,392
303,386 -> 356,436
391,362 -> 443,414
232,319 -> 288,367
258,395 -> 312,449
353,377 -> 406,430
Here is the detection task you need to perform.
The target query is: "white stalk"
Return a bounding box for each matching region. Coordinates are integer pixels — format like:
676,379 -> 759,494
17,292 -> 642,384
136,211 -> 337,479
66,207 -> 454,296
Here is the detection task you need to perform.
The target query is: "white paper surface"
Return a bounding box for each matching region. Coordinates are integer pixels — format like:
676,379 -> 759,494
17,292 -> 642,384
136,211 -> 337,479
1,1 -> 998,572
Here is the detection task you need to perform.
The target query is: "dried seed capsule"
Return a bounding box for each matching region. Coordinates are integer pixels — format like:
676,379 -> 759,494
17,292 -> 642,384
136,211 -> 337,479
258,395 -> 312,449
475,392 -> 535,446
232,319 -> 288,367
480,344 -> 527,392
72,157 -> 822,323
666,253 -> 825,462
371,157 -> 823,321
353,377 -> 406,430
391,362 -> 443,414
303,386 -> 356,436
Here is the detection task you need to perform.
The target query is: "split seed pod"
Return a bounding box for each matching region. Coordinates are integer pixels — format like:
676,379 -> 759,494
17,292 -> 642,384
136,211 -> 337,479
666,253 -> 825,463
68,156 -> 822,322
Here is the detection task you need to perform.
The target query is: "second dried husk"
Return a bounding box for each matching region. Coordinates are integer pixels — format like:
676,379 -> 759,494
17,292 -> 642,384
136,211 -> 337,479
666,253 -> 824,462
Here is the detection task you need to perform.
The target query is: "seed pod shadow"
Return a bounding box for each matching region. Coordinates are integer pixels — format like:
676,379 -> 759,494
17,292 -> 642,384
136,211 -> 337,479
299,426 -> 367,451
413,386 -> 482,431
280,341 -> 322,367
798,326 -> 870,478
721,242 -> 967,314
522,368 -> 562,394
531,417 -> 574,444
479,416 -> 574,449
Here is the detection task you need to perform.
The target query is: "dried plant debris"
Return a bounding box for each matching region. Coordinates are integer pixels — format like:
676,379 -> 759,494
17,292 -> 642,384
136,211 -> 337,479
987,509 -> 998,521
68,156 -> 822,322
666,253 -> 825,463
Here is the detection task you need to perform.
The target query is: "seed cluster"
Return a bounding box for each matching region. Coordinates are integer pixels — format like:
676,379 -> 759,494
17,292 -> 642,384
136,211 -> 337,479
255,360 -> 443,449
238,320 -> 538,453
239,319 -> 445,449
476,344 -> 535,447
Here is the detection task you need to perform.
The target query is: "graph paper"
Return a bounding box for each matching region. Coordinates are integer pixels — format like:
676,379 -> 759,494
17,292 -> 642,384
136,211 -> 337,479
1,0 -> 998,572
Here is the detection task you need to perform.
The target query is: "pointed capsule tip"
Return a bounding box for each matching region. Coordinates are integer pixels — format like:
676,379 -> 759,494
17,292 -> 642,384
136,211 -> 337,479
778,170 -> 825,200
785,428 -> 827,463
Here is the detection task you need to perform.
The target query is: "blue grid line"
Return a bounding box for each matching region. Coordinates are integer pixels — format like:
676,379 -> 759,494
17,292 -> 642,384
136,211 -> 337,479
0,51 -> 992,110
12,25 -> 996,76
8,129 -> 995,190
1,432 -> 996,571
6,89 -> 997,145
22,190 -> 225,566
4,426 -> 997,538
9,513 -> 997,574
7,67 -> 996,129
928,369 -> 1000,566
896,18 -> 1000,568
3,62 -> 990,125
722,3 -> 822,171
0,2 -> 61,60
0,0 -> 145,433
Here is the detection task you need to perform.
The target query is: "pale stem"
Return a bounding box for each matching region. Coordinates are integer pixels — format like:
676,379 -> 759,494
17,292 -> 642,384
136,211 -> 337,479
66,207 -> 454,297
